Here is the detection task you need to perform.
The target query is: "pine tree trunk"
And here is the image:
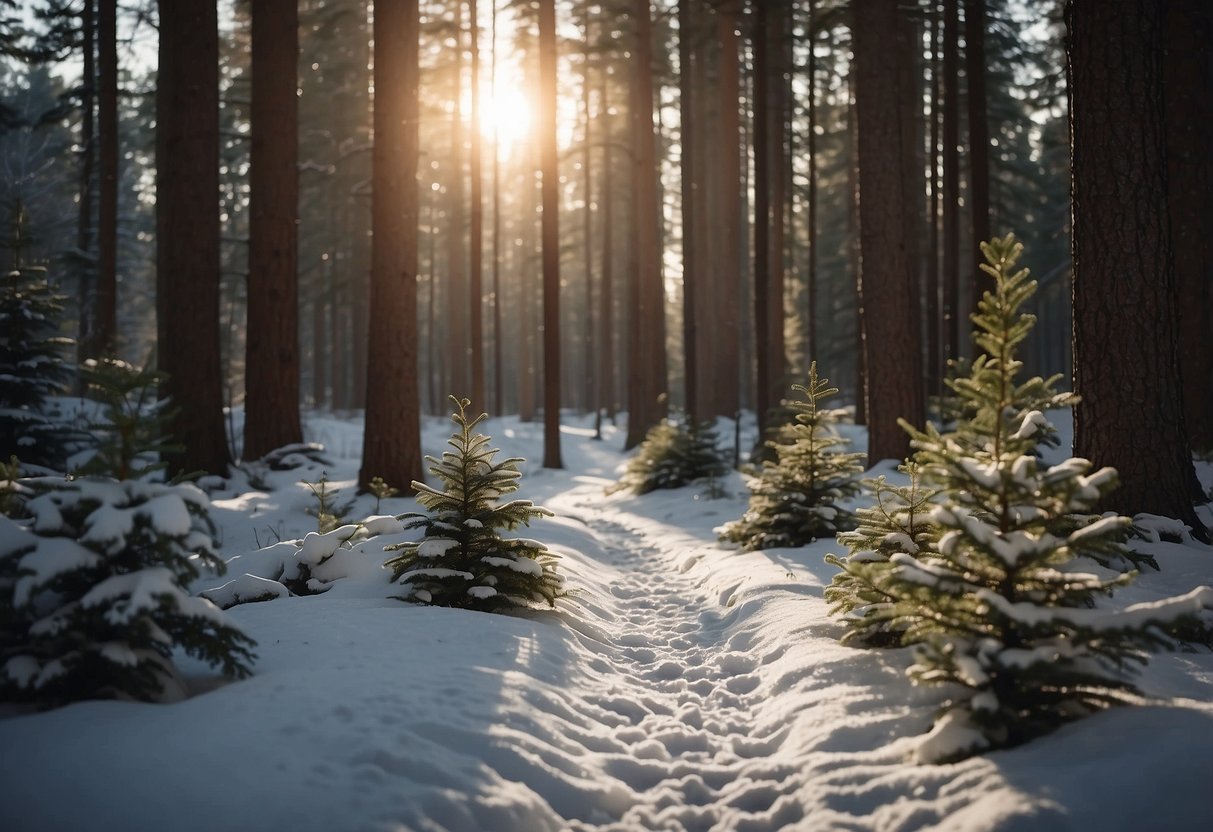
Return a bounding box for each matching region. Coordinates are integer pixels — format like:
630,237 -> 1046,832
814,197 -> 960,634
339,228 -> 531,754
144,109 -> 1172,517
446,2 -> 468,400
469,0 -> 486,412
941,0 -> 960,363
624,0 -> 668,449
805,0 -> 817,367
156,0 -> 230,475
752,0 -> 772,432
1165,0 -> 1213,455
854,0 -> 924,464
926,1 -> 942,400
95,0 -> 118,357
1068,0 -> 1205,535
360,0 -> 422,491
244,0 -> 303,461
539,0 -> 562,468
490,0 -> 503,417
964,0 -> 990,322
679,0 -> 698,421
715,0 -> 742,421
76,0 -> 95,370
599,71 -> 616,424
581,7 -> 595,419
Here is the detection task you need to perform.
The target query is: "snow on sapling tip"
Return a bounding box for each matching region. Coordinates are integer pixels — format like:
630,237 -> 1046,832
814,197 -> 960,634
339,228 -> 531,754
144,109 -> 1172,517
718,362 -> 863,550
609,412 -> 730,495
384,396 -> 564,611
0,476 -> 255,705
829,234 -> 1212,763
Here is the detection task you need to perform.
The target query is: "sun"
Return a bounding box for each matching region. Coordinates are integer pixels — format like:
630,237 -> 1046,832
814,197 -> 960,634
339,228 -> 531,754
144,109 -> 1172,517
480,87 -> 533,156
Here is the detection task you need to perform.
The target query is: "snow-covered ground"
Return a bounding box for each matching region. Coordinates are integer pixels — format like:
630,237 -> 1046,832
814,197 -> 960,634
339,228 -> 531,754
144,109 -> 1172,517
3,411 -> 1213,831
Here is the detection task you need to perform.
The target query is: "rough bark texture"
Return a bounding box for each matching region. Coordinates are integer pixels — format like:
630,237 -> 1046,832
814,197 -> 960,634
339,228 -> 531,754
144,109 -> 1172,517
854,0 -> 924,465
244,0 -> 303,461
752,0 -> 772,432
360,0 -> 422,491
95,0 -> 117,357
1068,0 -> 1204,533
1165,0 -> 1213,455
490,0 -> 503,417
599,72 -> 616,423
964,0 -> 991,322
713,0 -> 742,421
539,0 -> 562,468
679,0 -> 698,421
446,2 -> 468,400
156,0 -> 230,476
624,0 -> 668,450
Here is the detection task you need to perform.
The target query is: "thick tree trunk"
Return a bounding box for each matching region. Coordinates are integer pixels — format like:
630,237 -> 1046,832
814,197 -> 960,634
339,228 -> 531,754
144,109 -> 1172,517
244,0 -> 303,460
446,2 -> 468,400
360,0 -> 422,491
1165,0 -> 1213,456
95,0 -> 118,357
679,0 -> 698,421
156,0 -> 230,475
599,73 -> 616,426
805,0 -> 817,367
752,0 -> 772,432
490,0 -> 503,417
1068,0 -> 1205,535
854,0 -> 925,464
539,0 -> 562,468
964,0 -> 991,322
714,0 -> 742,422
926,1 -> 942,400
624,0 -> 668,449
581,5 -> 595,418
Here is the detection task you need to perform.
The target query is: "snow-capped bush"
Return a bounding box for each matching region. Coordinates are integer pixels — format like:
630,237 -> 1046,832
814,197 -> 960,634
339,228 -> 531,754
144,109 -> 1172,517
718,362 -> 863,550
0,477 -> 255,705
384,397 -> 563,612
608,412 -> 729,495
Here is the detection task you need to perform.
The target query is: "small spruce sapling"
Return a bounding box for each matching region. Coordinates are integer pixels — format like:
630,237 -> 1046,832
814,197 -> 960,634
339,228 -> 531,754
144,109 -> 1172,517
367,476 -> 399,513
0,257 -> 74,471
303,472 -> 351,534
828,235 -> 1212,762
719,363 -> 863,549
77,357 -> 178,481
385,397 -> 563,611
824,463 -> 939,646
608,412 -> 730,495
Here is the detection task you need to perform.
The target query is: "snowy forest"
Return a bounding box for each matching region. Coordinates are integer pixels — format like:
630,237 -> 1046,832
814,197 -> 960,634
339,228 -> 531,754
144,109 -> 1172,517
2,0 -> 1212,830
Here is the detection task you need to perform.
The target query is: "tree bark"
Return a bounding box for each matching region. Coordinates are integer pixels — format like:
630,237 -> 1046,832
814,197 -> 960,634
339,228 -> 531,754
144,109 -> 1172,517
941,0 -> 960,364
539,0 -> 562,468
469,0 -> 486,412
964,0 -> 991,322
752,0 -> 772,432
244,0 -> 303,460
1165,0 -> 1213,455
679,0 -> 698,421
76,0 -> 95,370
446,1 -> 468,400
490,0 -> 503,417
714,0 -> 742,422
1068,0 -> 1205,535
95,0 -> 118,357
156,0 -> 230,475
854,0 -> 925,464
624,0 -> 668,449
360,0 -> 422,491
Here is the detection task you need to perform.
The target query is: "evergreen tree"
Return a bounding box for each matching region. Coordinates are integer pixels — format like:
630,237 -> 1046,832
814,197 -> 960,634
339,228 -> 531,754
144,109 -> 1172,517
384,397 -> 563,612
0,248 -> 73,472
77,357 -> 177,481
609,412 -> 729,495
0,476 -> 255,705
827,235 -> 1212,762
719,363 -> 863,549
824,463 -> 939,646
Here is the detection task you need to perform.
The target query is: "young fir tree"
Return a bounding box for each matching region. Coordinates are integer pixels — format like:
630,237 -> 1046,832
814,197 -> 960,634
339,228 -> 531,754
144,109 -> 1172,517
384,397 -> 564,612
0,477 -> 255,704
719,363 -> 863,550
609,412 -> 730,495
0,263 -> 74,471
0,361 -> 255,705
77,357 -> 178,481
828,235 -> 1212,762
824,463 -> 939,646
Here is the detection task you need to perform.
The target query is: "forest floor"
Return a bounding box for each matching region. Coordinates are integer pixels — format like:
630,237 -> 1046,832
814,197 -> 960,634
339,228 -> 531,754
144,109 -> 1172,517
2,411 -> 1213,830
